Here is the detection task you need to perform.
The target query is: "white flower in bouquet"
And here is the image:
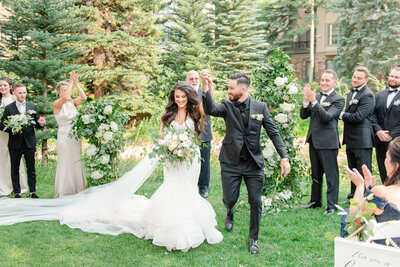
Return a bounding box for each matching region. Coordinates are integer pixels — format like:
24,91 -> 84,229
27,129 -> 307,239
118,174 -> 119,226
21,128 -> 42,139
104,105 -> 113,115
176,149 -> 184,157
181,140 -> 191,148
287,83 -> 298,95
82,115 -> 91,124
100,154 -> 110,164
103,131 -> 113,142
168,140 -> 179,151
275,113 -> 288,124
179,132 -> 189,142
279,103 -> 295,112
110,121 -> 118,132
86,145 -> 97,157
91,170 -> 103,180
95,132 -> 103,138
274,77 -> 288,87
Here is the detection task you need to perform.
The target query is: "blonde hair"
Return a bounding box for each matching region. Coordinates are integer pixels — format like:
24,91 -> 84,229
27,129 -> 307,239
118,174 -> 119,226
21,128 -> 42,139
56,81 -> 69,97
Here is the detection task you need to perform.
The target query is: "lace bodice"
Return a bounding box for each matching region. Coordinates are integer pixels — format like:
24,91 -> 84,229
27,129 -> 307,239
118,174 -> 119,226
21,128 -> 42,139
0,96 -> 13,107
171,117 -> 195,131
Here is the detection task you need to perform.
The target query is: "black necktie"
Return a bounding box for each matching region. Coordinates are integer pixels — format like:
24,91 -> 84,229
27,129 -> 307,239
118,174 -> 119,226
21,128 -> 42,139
234,101 -> 248,128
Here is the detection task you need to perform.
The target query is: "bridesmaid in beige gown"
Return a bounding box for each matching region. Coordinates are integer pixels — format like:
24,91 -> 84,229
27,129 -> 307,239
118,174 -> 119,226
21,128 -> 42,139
53,71 -> 87,197
0,77 -> 28,196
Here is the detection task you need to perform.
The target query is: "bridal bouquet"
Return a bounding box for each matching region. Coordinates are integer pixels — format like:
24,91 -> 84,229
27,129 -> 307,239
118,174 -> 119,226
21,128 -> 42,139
149,127 -> 200,166
3,110 -> 36,135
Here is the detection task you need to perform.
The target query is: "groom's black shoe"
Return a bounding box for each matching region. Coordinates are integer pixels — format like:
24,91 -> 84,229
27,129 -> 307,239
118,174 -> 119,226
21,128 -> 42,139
301,201 -> 321,209
30,193 -> 39,199
14,194 -> 21,198
225,208 -> 234,231
248,238 -> 259,254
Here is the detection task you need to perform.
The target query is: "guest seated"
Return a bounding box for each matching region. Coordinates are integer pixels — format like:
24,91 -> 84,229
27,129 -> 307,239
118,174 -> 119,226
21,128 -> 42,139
341,136 -> 400,246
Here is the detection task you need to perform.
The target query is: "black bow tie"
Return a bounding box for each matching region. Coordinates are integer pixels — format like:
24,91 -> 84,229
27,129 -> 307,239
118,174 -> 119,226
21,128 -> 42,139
321,93 -> 328,97
351,89 -> 359,93
389,90 -> 398,94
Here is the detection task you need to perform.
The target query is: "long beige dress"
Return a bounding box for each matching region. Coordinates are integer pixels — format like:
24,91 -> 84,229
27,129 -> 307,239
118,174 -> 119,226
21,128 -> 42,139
54,102 -> 86,197
0,96 -> 28,196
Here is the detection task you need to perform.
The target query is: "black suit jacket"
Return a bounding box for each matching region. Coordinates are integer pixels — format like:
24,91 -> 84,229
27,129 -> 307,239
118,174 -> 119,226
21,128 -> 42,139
0,101 -> 43,149
371,88 -> 400,138
300,91 -> 345,149
342,85 -> 375,148
197,87 -> 212,142
203,90 -> 287,168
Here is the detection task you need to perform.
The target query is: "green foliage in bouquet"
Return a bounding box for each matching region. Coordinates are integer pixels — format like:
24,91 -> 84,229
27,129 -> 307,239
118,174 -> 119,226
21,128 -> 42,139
3,111 -> 36,135
71,98 -> 129,186
149,126 -> 201,167
251,49 -> 308,208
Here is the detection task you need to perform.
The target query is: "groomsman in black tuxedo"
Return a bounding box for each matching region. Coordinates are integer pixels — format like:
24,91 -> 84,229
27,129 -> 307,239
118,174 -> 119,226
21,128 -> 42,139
372,67 -> 400,183
0,84 -> 45,198
186,70 -> 213,198
300,70 -> 345,215
201,72 -> 290,254
339,67 -> 375,202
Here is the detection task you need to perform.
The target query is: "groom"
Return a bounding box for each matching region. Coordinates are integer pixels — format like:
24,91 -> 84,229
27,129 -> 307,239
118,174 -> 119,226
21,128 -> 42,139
201,72 -> 290,254
0,83 -> 45,198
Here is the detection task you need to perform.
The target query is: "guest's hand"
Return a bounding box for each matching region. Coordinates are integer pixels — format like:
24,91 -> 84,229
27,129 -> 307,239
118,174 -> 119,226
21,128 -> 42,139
200,70 -> 211,92
280,158 -> 290,177
345,166 -> 365,187
376,130 -> 391,142
38,117 -> 46,126
362,164 -> 375,188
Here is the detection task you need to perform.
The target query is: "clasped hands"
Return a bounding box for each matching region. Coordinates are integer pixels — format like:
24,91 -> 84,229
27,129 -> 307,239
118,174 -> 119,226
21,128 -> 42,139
376,130 -> 392,142
302,84 -> 316,103
200,69 -> 213,92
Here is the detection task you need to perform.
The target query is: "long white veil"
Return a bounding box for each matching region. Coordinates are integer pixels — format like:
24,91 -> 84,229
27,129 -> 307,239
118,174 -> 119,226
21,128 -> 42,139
0,154 -> 160,236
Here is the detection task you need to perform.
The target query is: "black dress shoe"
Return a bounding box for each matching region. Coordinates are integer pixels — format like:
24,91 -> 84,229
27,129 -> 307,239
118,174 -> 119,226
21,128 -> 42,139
301,201 -> 321,209
30,193 -> 39,199
248,238 -> 259,254
225,208 -> 234,231
14,194 -> 21,198
200,191 -> 209,198
323,208 -> 336,215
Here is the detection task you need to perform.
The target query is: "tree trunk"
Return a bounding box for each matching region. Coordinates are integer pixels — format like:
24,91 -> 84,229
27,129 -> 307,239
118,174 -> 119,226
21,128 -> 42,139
93,47 -> 106,97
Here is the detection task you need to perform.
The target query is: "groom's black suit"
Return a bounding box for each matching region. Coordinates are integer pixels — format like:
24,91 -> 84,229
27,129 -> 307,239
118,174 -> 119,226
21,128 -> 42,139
342,84 -> 375,197
300,91 -> 344,209
371,88 -> 400,183
203,90 -> 287,240
0,101 -> 43,194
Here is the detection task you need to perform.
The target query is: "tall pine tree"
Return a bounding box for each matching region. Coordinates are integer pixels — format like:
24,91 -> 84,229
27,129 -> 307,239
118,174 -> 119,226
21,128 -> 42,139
160,0 -> 211,88
332,0 -> 400,78
208,0 -> 267,82
75,0 -> 161,97
0,0 -> 87,159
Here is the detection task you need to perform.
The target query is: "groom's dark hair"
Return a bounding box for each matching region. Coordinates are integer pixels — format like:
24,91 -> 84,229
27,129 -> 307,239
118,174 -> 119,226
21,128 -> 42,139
229,73 -> 251,88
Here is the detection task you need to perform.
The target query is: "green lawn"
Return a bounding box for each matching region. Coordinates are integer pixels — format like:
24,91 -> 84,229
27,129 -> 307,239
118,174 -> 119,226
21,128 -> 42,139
0,152 -> 352,267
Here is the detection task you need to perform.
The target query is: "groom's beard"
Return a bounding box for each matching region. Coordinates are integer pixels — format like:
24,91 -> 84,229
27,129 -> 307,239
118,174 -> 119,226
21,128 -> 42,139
229,92 -> 243,101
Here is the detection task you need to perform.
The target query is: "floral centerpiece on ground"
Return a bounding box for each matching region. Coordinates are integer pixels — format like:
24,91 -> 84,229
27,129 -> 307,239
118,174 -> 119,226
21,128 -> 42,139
149,126 -> 200,166
71,98 -> 129,186
252,49 -> 308,212
3,110 -> 37,135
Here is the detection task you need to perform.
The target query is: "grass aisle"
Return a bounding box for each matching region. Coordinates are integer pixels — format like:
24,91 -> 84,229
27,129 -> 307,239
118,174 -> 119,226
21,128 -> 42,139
0,155 -> 343,266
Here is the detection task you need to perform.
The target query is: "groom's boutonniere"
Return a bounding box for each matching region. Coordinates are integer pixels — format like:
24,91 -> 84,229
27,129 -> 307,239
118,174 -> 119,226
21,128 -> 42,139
321,102 -> 331,107
250,114 -> 264,121
349,99 -> 359,105
26,110 -> 36,115
394,100 -> 400,106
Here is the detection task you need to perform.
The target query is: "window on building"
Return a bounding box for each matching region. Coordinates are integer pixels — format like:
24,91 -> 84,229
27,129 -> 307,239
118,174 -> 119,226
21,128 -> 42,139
325,59 -> 336,71
327,23 -> 339,46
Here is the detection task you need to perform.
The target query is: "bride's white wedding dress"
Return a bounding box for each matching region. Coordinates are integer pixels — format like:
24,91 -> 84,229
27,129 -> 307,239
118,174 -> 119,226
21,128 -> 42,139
0,117 -> 223,252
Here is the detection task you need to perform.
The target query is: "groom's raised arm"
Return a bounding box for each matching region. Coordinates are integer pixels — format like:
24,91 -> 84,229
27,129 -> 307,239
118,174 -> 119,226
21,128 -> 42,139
261,103 -> 288,159
202,88 -> 227,118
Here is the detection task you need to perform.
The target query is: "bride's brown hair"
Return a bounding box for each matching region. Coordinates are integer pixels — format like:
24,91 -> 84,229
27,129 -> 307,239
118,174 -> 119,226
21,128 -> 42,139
161,81 -> 205,136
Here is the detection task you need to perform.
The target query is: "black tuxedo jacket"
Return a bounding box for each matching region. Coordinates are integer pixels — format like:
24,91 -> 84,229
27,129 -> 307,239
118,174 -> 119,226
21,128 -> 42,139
0,101 -> 43,149
300,91 -> 345,149
197,87 -> 212,142
342,85 -> 375,148
203,90 -> 287,168
371,88 -> 400,138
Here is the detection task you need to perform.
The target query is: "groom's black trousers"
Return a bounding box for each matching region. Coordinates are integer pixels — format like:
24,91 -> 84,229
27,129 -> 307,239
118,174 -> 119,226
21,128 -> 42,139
9,147 -> 36,193
221,158 -> 264,240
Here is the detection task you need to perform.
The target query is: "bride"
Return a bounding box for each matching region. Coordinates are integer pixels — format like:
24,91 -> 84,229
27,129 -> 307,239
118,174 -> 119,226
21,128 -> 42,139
0,81 -> 223,252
